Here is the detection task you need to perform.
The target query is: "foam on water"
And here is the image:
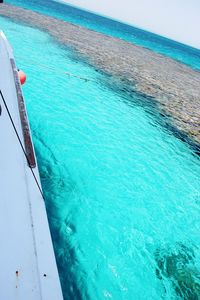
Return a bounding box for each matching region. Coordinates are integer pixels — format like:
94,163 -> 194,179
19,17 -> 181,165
1,14 -> 200,300
6,0 -> 200,70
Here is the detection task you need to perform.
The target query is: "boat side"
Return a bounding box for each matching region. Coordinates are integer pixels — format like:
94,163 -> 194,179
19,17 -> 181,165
0,31 -> 63,300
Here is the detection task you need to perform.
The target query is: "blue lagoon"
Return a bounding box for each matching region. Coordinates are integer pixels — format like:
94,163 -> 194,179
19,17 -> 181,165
0,1 -> 200,299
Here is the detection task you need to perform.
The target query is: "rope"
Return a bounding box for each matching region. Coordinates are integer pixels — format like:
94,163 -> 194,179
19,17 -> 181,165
16,55 -> 95,83
0,89 -> 45,200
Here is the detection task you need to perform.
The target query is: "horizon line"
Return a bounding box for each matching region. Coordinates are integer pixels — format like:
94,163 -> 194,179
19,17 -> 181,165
54,0 -> 200,51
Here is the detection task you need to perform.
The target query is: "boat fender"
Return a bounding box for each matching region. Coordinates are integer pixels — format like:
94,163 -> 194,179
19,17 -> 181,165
18,69 -> 26,85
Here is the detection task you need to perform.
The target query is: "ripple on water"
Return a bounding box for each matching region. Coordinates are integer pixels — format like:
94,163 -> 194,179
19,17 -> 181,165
1,16 -> 200,300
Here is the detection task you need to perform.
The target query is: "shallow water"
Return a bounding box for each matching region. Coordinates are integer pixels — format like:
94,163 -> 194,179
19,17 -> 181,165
1,14 -> 200,300
6,0 -> 200,70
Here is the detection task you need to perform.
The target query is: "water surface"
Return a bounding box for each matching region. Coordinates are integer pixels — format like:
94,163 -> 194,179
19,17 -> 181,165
6,0 -> 200,70
1,11 -> 200,300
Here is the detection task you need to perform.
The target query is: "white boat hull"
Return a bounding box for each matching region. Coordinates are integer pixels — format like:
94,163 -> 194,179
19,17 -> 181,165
0,31 -> 63,300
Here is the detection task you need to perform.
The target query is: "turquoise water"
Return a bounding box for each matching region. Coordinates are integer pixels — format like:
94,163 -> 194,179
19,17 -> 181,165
6,0 -> 200,70
1,15 -> 200,300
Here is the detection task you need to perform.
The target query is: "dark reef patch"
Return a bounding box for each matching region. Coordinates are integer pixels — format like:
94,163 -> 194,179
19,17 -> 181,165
0,3 -> 200,146
155,243 -> 200,300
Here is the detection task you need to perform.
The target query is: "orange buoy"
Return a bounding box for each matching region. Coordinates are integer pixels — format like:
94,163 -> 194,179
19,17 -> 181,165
18,69 -> 26,85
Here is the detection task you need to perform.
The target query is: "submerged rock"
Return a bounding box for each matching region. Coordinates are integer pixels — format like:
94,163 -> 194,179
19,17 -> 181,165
0,4 -> 200,145
155,243 -> 200,300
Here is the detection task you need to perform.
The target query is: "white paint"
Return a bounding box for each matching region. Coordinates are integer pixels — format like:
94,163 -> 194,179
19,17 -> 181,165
0,32 -> 63,300
57,0 -> 200,49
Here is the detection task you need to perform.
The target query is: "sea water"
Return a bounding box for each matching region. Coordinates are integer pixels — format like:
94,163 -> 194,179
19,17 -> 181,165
6,0 -> 200,71
1,10 -> 200,300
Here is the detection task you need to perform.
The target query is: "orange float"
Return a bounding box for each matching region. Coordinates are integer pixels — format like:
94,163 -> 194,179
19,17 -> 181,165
18,69 -> 26,85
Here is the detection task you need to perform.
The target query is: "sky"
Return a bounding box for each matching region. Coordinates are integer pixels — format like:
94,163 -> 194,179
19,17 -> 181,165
60,0 -> 200,49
